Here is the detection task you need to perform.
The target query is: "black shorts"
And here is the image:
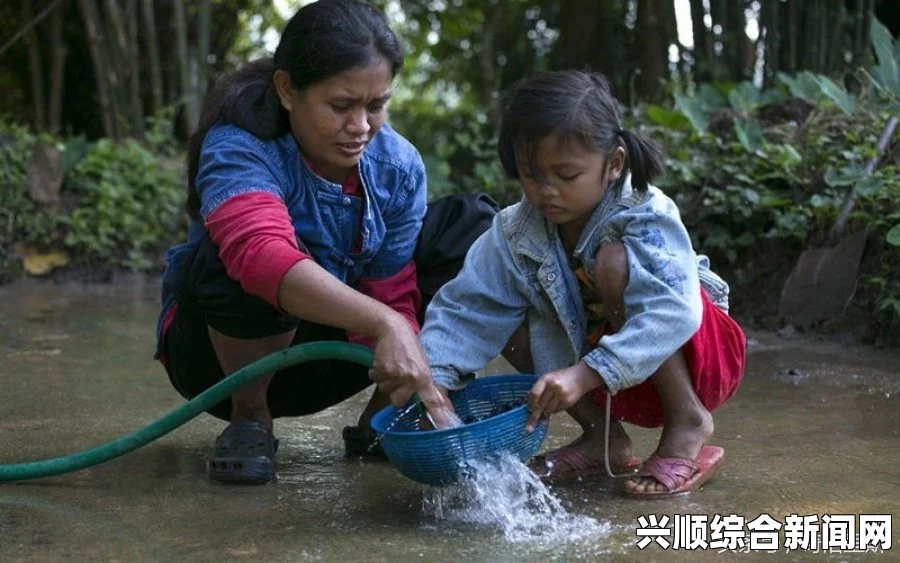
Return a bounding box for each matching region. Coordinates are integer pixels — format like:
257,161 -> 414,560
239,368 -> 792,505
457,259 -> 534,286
162,194 -> 499,420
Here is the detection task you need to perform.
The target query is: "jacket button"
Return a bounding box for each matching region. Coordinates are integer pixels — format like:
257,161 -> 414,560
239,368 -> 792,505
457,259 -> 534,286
342,196 -> 352,206
547,273 -> 556,281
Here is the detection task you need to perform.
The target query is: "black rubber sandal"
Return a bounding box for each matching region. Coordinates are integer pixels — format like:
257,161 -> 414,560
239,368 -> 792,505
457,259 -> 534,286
208,421 -> 279,484
342,425 -> 386,458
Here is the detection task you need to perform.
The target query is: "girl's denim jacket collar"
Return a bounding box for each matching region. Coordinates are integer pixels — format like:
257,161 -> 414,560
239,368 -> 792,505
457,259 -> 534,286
420,178 -> 730,395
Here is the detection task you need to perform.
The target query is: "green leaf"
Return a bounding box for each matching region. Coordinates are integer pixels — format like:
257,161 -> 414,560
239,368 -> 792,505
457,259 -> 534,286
735,231 -> 755,246
675,93 -> 709,133
733,118 -> 764,152
727,82 -> 762,115
871,17 -> 900,95
887,224 -> 900,246
646,105 -> 691,129
760,88 -> 790,106
698,84 -> 729,109
824,165 -> 863,187
810,194 -> 832,208
856,177 -> 883,197
778,71 -> 822,102
814,76 -> 856,115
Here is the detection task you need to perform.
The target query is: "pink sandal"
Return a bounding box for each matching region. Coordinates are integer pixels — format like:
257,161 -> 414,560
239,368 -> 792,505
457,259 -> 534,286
624,445 -> 726,499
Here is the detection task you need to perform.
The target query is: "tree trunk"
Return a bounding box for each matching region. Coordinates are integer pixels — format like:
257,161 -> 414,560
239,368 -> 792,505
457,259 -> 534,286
853,0 -> 873,66
22,0 -> 46,130
551,0 -> 601,71
479,0 -> 507,123
47,0 -> 69,134
141,0 -> 164,113
689,0 -> 713,82
197,0 -> 211,103
722,0 -> 749,80
127,0 -> 144,135
77,0 -> 118,138
762,0 -> 780,86
786,0 -> 798,72
172,0 -> 196,134
824,0 -> 842,72
103,0 -> 136,135
635,0 -> 671,101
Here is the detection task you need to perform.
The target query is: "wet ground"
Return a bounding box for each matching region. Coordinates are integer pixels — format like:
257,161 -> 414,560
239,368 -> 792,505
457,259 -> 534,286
0,277 -> 897,561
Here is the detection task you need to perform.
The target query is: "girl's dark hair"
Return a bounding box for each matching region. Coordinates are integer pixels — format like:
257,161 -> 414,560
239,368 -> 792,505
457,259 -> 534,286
185,0 -> 404,218
498,70 -> 664,194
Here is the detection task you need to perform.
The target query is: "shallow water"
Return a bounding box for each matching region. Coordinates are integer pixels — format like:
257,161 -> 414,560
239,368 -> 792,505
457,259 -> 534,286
0,277 -> 897,561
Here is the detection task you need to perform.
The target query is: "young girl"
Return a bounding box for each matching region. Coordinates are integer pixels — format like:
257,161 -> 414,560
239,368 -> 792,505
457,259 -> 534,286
418,70 -> 746,498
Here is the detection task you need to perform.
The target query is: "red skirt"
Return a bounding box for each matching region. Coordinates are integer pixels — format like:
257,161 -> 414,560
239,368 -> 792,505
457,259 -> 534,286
591,290 -> 747,428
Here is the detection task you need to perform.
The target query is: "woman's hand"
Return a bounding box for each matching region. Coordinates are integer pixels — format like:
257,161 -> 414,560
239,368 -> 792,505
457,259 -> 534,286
368,312 -> 433,407
416,385 -> 461,430
525,361 -> 605,432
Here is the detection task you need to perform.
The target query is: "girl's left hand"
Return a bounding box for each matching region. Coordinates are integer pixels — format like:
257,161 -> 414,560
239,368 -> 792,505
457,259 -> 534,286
525,361 -> 604,432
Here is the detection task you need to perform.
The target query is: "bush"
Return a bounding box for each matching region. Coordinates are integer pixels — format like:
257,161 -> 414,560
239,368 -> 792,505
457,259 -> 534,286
0,121 -> 186,276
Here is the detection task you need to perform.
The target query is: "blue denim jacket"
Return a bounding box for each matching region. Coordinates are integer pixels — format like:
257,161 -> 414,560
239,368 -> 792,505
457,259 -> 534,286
155,122 -> 427,353
419,178 -> 731,395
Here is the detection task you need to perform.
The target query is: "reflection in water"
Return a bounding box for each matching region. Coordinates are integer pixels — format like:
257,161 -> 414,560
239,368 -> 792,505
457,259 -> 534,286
422,453 -> 610,546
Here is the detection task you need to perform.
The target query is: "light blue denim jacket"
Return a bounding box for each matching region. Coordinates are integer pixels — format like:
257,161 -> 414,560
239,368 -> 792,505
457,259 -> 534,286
419,178 -> 731,395
155,122 -> 426,356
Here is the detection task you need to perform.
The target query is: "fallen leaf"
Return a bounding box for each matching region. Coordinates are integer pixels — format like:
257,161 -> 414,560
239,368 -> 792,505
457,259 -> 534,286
14,243 -> 70,276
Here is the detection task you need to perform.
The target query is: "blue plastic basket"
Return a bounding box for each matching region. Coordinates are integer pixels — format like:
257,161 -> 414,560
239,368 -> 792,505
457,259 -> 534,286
369,374 -> 549,486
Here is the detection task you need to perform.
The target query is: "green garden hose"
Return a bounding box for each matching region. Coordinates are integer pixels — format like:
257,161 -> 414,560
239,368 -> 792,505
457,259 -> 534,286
0,341 -> 376,483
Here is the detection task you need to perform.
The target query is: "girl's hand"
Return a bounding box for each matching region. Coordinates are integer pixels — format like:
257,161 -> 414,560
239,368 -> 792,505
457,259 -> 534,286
368,312 -> 432,407
526,361 -> 604,432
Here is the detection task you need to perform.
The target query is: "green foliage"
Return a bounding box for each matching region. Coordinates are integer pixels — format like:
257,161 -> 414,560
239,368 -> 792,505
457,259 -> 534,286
389,16 -> 900,335
65,139 -> 185,269
0,121 -> 186,274
870,18 -> 900,97
887,225 -> 900,246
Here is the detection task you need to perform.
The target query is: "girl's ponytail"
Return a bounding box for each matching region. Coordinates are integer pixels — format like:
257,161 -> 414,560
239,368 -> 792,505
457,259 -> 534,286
617,128 -> 665,194
185,58 -> 289,219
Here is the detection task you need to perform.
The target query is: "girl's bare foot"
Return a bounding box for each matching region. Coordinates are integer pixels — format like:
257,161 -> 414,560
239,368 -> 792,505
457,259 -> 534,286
530,395 -> 637,479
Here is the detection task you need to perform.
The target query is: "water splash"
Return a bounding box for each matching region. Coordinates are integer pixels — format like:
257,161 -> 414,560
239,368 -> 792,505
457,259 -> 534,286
421,453 -> 610,546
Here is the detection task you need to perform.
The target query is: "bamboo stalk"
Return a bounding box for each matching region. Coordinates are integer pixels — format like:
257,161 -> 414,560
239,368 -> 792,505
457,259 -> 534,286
47,0 -> 69,133
77,0 -> 118,138
22,0 -> 46,130
197,0 -> 211,102
126,0 -> 143,135
103,0 -> 135,135
172,0 -> 196,134
140,0 -> 163,112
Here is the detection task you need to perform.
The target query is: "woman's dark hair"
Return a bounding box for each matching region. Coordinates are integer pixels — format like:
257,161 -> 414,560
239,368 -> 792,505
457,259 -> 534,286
185,0 -> 404,218
498,70 -> 664,194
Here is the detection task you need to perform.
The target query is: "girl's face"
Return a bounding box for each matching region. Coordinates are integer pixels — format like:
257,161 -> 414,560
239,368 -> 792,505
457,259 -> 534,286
274,58 -> 393,183
517,133 -> 625,230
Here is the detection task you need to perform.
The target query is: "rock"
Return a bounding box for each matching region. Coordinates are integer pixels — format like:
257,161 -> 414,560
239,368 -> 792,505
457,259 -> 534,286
27,142 -> 64,208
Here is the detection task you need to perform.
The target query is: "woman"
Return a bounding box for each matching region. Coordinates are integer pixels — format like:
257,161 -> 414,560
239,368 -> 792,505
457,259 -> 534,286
154,0 -> 498,484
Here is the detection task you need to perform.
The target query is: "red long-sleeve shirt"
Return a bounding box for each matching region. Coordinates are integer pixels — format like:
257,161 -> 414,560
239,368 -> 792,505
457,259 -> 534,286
159,170 -> 420,353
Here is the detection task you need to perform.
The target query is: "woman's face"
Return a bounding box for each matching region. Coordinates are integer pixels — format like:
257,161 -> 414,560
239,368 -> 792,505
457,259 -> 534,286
274,58 -> 393,183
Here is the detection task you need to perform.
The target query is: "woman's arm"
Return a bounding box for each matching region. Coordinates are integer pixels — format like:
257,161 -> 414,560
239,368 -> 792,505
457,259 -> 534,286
196,126 -> 442,408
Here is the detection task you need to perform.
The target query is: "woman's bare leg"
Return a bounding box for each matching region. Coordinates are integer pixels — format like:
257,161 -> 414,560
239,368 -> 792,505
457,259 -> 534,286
207,327 -> 296,431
